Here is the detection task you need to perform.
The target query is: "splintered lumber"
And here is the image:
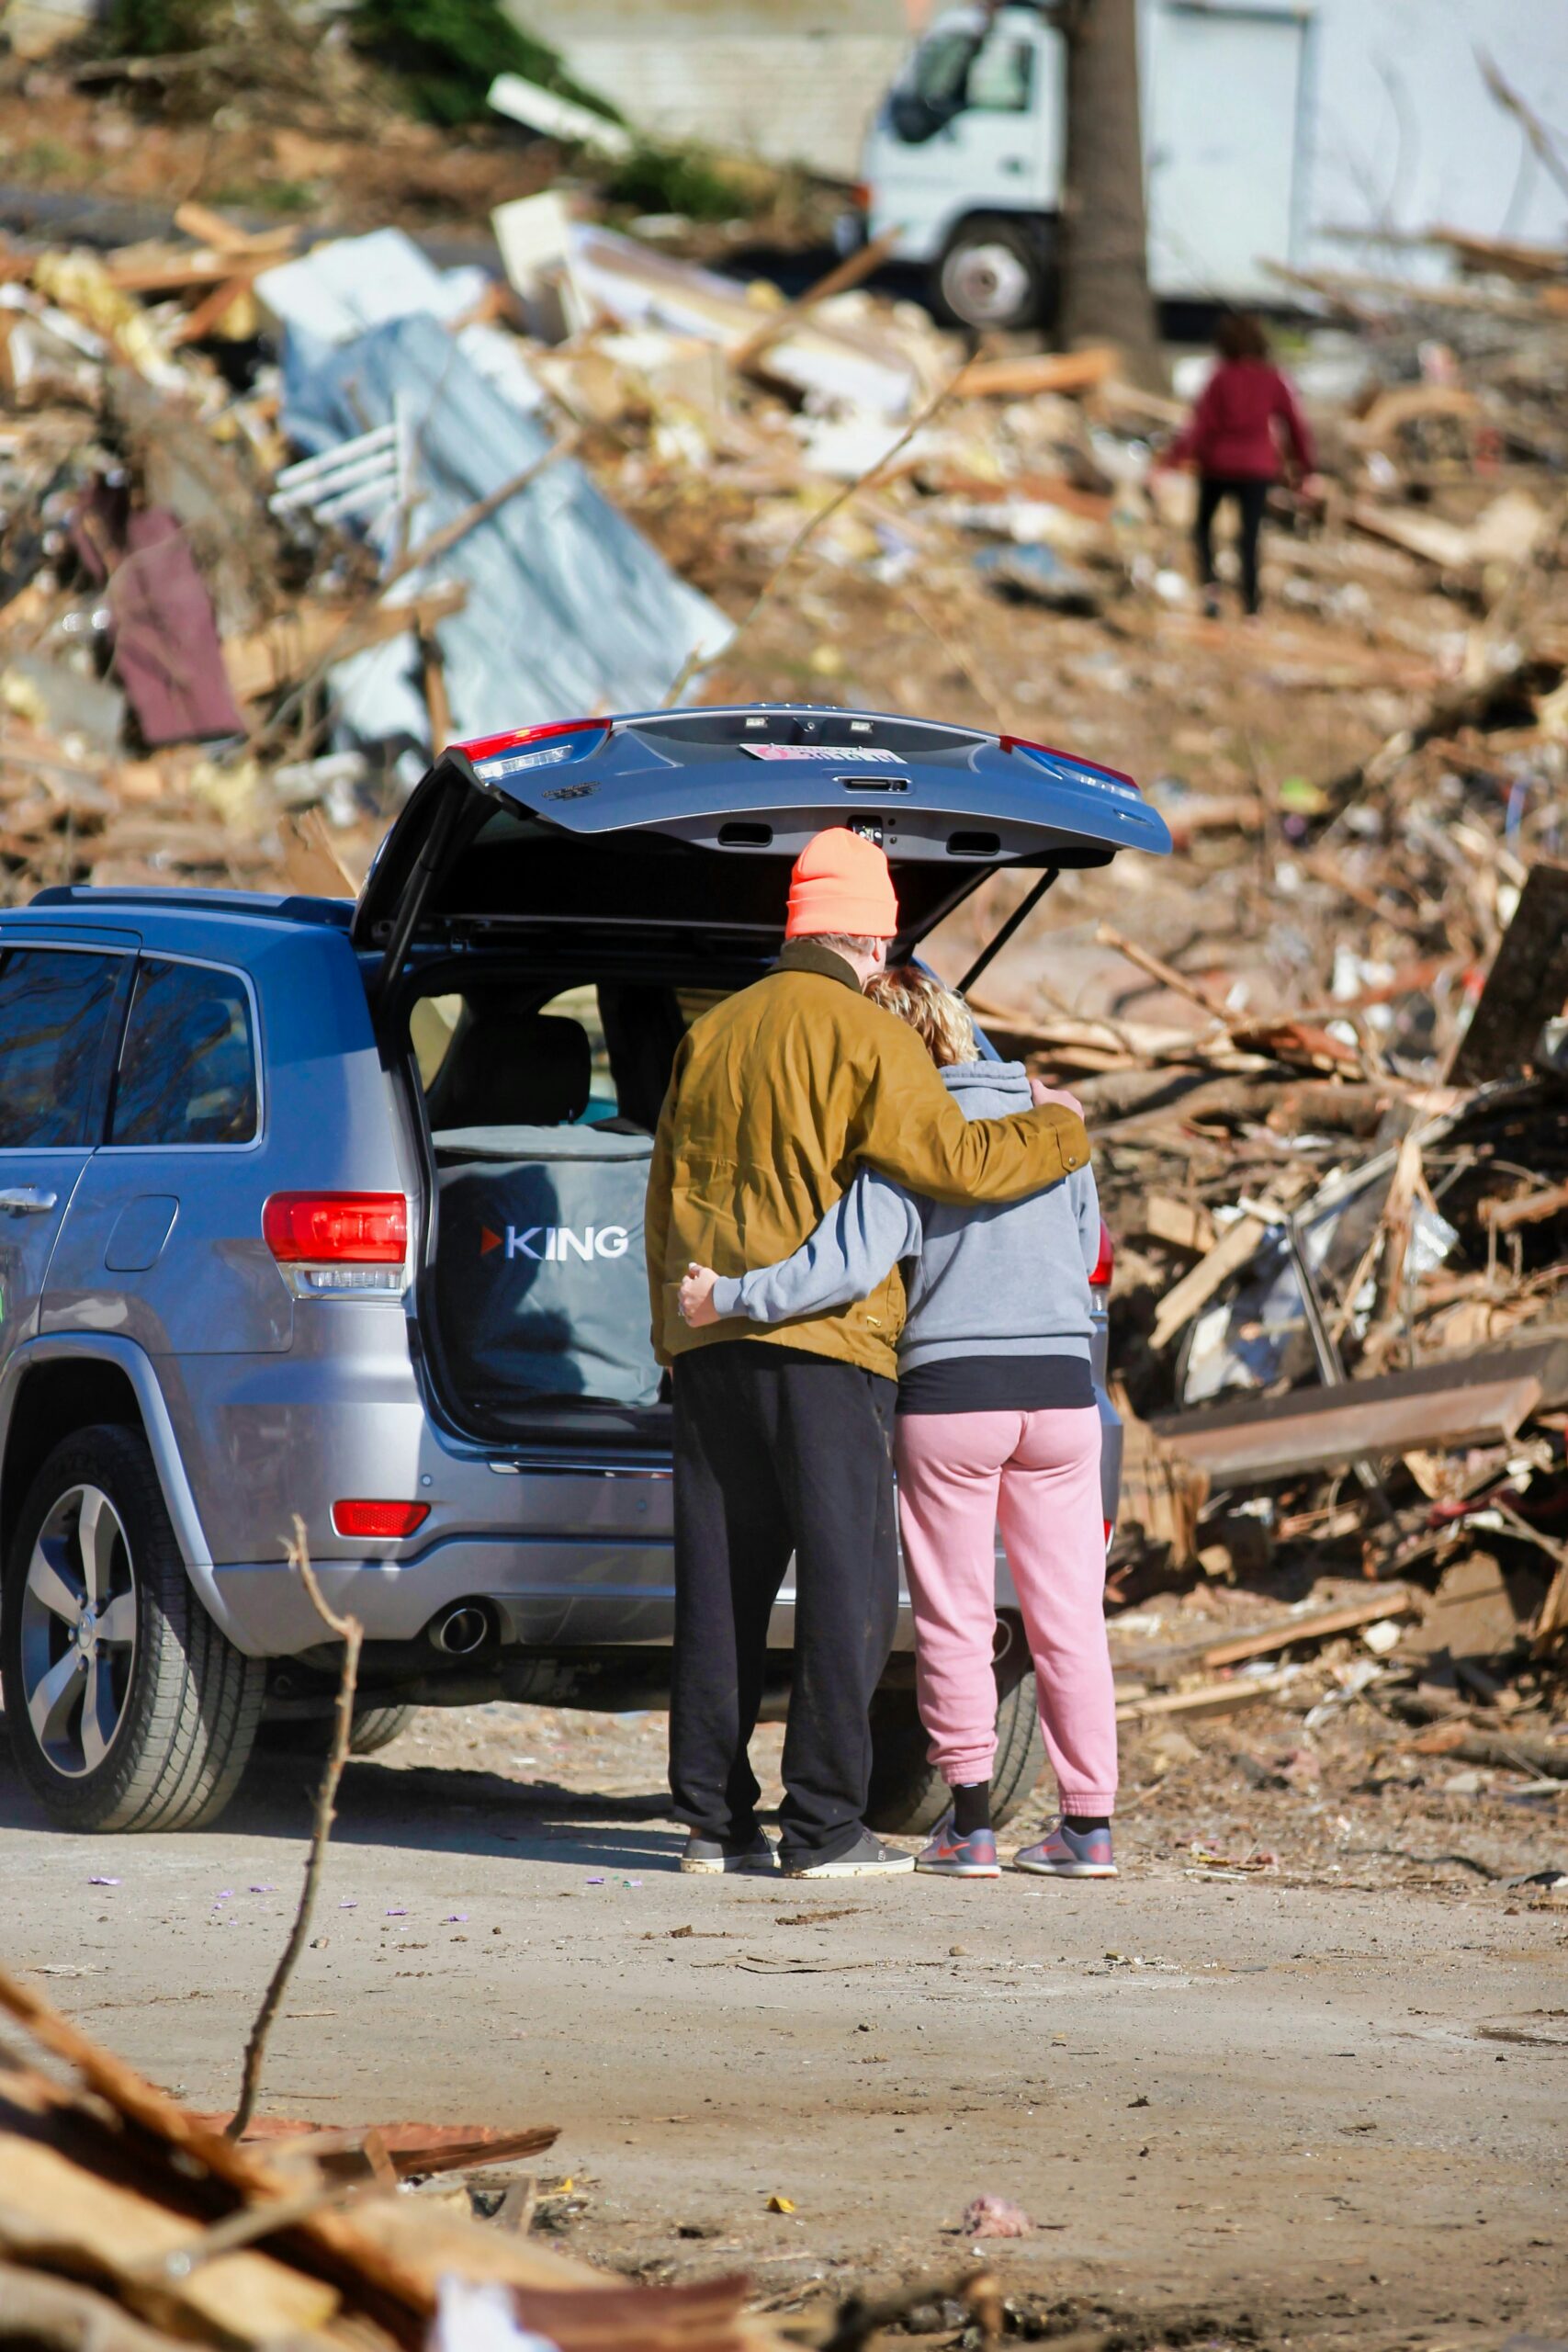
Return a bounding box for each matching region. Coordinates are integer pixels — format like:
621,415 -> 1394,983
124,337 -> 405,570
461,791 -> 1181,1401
1150,1339 -> 1568,1485
1148,1216 -> 1269,1350
222,584 -> 468,703
1447,859 -> 1568,1084
1200,1588 -> 1416,1669
1140,1194 -> 1217,1255
0,2263 -> 184,2352
0,2138 -> 339,2340
951,345 -> 1117,399
1348,500 -> 1479,571
189,2114 -> 558,2179
1117,1668 -> 1297,1723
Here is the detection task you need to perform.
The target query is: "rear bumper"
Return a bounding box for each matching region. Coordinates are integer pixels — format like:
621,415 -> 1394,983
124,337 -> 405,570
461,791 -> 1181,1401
211,1397 -> 1122,1657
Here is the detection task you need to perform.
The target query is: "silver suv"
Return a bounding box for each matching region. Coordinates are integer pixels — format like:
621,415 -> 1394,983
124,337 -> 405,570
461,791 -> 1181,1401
0,706 -> 1168,1833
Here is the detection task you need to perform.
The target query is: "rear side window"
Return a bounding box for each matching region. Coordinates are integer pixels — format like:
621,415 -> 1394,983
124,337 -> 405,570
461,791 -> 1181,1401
110,960 -> 257,1147
0,948 -> 122,1148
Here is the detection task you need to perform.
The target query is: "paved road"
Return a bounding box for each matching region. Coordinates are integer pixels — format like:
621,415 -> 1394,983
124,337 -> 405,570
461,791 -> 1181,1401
4,1703 -> 1564,2348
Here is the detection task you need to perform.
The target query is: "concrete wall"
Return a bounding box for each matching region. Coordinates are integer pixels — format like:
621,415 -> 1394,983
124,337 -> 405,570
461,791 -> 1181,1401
505,0 -> 908,180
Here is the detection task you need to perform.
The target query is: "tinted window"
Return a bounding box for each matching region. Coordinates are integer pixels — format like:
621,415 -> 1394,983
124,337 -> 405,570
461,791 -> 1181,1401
111,960 -> 257,1147
0,949 -> 121,1148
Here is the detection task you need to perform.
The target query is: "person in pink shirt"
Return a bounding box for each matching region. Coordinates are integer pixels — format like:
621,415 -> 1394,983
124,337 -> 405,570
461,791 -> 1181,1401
1167,312 -> 1315,619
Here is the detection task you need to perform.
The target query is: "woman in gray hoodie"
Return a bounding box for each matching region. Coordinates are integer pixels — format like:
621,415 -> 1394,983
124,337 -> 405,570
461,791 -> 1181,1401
679,967 -> 1118,1881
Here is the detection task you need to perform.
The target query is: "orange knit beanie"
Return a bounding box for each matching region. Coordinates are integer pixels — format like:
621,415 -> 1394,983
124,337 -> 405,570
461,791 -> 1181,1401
784,827 -> 899,940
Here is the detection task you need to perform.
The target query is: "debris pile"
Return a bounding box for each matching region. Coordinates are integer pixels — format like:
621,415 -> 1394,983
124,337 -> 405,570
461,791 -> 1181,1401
0,1966 -> 777,2352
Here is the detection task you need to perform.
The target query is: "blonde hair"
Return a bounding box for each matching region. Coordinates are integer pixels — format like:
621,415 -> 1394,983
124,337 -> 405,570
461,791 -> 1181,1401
865,964 -> 979,1068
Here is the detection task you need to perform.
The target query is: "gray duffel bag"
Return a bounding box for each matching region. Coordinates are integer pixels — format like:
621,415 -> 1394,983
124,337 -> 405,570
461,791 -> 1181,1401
434,1124 -> 660,1408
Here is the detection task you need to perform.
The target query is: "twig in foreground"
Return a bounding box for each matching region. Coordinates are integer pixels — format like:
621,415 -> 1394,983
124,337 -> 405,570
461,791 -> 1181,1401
227,1515 -> 362,2141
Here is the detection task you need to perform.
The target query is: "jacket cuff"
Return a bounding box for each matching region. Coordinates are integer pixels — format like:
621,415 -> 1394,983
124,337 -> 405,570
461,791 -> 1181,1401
711,1276 -> 746,1317
1034,1106 -> 1090,1172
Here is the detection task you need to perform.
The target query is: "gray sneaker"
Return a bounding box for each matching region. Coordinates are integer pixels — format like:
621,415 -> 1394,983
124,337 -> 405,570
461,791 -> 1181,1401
781,1827 -> 915,1878
680,1827 -> 778,1875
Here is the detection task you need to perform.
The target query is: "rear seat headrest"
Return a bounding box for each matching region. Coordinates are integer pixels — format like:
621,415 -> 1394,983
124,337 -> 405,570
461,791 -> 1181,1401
431,1002 -> 593,1127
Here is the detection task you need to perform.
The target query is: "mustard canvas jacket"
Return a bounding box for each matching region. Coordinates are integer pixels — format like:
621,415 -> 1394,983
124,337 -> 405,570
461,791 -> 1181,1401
645,941 -> 1091,1381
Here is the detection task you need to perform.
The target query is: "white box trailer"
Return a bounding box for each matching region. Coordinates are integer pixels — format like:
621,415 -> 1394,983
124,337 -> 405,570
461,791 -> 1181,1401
845,0 -> 1568,331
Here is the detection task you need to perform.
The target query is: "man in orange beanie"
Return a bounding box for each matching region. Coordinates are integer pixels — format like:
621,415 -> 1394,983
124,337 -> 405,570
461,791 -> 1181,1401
646,825 -> 1089,1879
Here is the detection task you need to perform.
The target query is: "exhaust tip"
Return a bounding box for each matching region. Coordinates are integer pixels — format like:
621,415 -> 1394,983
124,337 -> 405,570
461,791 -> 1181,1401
429,1601 -> 495,1657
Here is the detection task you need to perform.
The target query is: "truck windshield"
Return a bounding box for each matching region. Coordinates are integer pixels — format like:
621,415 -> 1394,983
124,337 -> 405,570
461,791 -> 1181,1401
891,17 -> 1033,141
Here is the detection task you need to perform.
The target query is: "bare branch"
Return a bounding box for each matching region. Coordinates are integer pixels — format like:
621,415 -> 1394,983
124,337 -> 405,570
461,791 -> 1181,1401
227,1517 -> 362,2142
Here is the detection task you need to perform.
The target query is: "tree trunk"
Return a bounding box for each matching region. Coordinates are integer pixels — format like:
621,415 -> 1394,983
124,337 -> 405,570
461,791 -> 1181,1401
1058,0 -> 1165,390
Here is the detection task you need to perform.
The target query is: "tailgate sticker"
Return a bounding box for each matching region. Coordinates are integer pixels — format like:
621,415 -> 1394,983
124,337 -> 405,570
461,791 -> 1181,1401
740,743 -> 901,762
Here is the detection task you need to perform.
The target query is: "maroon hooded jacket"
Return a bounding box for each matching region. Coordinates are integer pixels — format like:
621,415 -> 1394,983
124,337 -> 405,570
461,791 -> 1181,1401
1171,359 -> 1314,481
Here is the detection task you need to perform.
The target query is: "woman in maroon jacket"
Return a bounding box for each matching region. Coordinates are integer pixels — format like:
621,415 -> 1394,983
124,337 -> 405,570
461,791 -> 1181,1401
1167,312 -> 1314,618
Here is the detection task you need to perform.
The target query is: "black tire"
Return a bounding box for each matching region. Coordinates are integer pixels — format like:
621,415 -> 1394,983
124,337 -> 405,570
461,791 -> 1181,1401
931,215 -> 1050,333
865,1668 -> 1045,1836
348,1702 -> 413,1757
1,1424 -> 265,1833
255,1700 -> 414,1759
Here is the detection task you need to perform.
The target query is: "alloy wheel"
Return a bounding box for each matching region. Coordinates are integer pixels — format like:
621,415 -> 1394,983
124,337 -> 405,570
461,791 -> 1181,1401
18,1485 -> 138,1778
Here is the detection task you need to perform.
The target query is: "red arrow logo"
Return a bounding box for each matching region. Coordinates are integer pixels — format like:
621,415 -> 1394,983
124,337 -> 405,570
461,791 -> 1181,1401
480,1226 -> 502,1255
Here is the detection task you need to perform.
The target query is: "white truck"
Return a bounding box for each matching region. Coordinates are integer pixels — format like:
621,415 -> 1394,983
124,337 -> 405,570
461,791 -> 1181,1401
840,0 -> 1314,331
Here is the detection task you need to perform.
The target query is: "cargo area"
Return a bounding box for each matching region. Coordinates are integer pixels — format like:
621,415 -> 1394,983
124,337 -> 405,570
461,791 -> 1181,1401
404,969 -> 706,1446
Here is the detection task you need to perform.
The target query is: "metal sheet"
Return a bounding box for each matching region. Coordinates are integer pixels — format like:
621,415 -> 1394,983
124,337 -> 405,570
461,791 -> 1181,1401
281,311 -> 733,775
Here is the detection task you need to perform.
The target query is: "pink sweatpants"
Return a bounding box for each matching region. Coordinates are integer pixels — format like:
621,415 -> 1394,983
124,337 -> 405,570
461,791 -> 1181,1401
893,1405 -> 1117,1814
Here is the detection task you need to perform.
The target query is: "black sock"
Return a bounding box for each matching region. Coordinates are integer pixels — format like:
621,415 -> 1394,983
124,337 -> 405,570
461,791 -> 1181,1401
951,1781 -> 991,1836
1064,1814 -> 1111,1835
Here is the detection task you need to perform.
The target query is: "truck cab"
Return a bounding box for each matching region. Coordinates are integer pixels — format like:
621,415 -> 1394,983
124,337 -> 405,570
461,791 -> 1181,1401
847,0 -> 1314,332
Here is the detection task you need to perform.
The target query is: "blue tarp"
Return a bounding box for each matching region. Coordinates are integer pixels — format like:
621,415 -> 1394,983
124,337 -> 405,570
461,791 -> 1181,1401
281,311 -> 733,776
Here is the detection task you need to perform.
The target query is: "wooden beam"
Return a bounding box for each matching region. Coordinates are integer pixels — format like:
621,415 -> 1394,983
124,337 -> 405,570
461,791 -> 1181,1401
1155,1372 -> 1543,1485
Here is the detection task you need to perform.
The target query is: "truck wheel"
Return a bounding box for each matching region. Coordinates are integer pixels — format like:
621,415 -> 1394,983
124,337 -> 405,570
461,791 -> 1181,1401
864,1669 -> 1045,1836
1,1425 -> 264,1833
933,216 -> 1049,333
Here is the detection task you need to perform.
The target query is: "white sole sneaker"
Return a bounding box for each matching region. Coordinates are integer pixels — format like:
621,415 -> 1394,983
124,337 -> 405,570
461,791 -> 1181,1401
680,1849 -> 778,1875
784,1851 -> 915,1878
1012,1857 -> 1118,1878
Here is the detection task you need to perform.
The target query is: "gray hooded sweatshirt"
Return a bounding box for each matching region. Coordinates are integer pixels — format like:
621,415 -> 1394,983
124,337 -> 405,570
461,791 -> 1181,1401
710,1060 -> 1100,1372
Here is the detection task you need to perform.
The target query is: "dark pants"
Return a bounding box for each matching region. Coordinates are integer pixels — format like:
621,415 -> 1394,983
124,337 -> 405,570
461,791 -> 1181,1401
670,1340 -> 899,1866
1194,473 -> 1270,615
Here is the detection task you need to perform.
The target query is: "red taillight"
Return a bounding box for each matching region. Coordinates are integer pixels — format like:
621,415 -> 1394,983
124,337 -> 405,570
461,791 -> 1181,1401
1090,1220 -> 1114,1289
457,718 -> 604,763
263,1193 -> 408,1264
332,1499 -> 429,1540
851,181 -> 872,210
1000,736 -> 1141,795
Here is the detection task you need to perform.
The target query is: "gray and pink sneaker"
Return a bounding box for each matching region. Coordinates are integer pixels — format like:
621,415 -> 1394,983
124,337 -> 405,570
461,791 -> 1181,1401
916,1814 -> 1000,1878
1013,1819 -> 1117,1878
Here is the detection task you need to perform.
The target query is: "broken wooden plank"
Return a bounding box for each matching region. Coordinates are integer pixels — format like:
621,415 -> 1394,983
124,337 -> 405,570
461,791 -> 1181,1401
1138,1194 -> 1217,1255
0,2137 -> 339,2342
1148,1216 -> 1269,1351
1117,1668 -> 1298,1723
1446,858 -> 1568,1084
1155,1371 -> 1544,1486
221,583 -> 467,703
951,345 -> 1117,399
1200,1588 -> 1416,1669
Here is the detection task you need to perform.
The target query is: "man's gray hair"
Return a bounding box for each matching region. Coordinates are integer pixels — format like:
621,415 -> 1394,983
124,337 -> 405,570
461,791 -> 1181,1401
811,933 -> 886,960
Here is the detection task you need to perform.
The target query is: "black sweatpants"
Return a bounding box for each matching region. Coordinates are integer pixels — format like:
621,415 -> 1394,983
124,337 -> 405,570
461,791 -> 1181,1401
670,1340 -> 899,1866
1194,473 -> 1270,615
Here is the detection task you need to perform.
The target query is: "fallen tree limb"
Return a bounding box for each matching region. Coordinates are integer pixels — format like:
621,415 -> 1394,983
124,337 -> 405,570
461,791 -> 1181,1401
1378,1688 -> 1568,1780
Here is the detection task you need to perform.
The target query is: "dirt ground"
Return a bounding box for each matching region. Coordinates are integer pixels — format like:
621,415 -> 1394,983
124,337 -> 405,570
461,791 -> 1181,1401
5,1688 -> 1564,2350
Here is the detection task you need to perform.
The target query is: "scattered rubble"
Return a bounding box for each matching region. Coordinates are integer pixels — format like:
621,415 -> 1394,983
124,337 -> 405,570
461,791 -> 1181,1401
0,141 -> 1562,1787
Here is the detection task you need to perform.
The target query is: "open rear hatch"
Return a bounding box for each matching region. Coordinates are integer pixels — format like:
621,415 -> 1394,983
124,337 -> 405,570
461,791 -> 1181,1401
367,707 -> 1170,1446
353,705 -> 1172,993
